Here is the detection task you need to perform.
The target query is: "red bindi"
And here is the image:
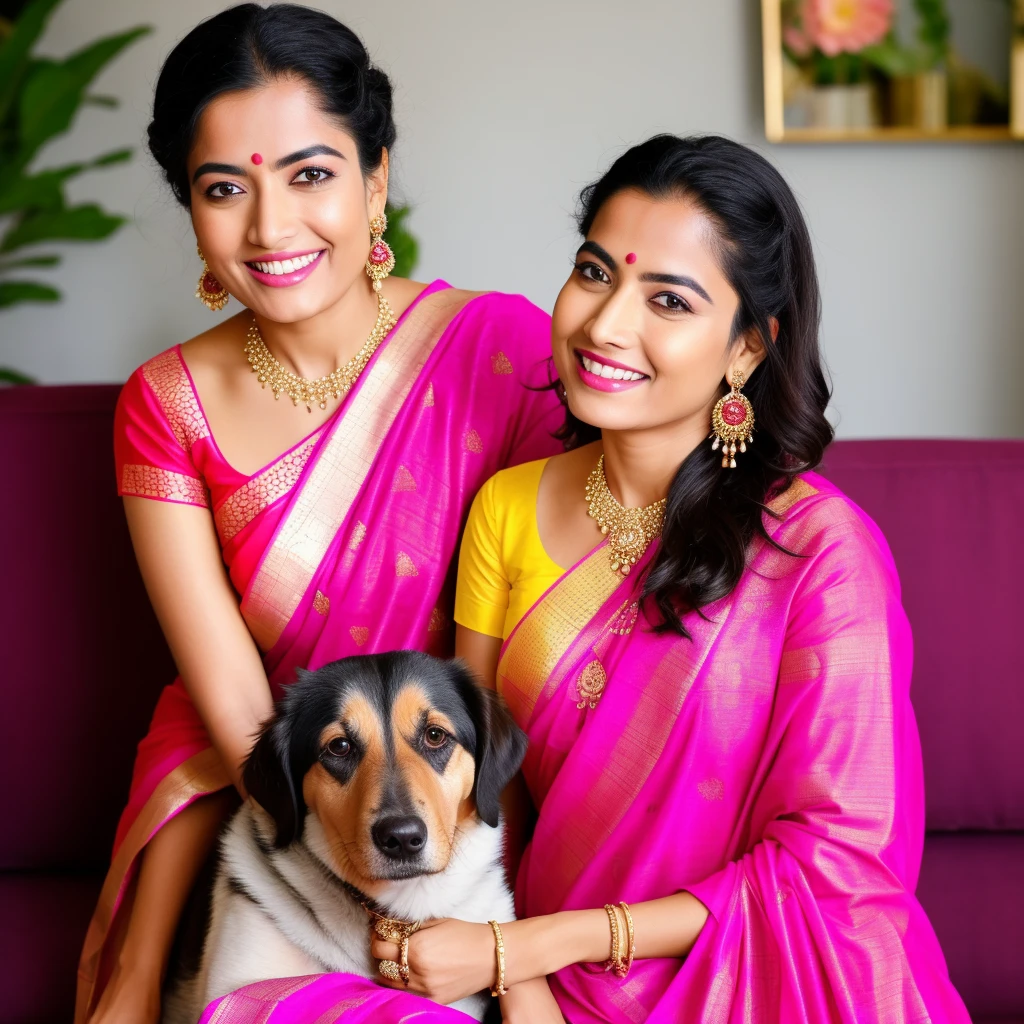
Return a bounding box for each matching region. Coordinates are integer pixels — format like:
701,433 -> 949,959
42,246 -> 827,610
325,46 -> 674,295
250,153 -> 263,165
625,252 -> 637,264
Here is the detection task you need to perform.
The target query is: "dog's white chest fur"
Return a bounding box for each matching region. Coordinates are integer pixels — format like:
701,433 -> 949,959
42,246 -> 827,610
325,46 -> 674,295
163,801 -> 513,1023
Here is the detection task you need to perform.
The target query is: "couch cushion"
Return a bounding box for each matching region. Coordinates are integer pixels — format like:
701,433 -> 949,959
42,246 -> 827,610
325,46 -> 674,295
822,440 -> 1024,832
0,386 -> 175,872
917,832 -> 1024,1021
0,872 -> 103,1024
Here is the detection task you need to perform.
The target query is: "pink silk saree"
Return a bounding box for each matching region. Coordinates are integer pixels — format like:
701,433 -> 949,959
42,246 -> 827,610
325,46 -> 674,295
201,472 -> 970,1023
76,282 -> 563,1022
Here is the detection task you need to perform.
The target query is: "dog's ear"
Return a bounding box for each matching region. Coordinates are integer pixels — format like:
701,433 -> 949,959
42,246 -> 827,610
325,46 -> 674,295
242,700 -> 306,848
453,661 -> 528,828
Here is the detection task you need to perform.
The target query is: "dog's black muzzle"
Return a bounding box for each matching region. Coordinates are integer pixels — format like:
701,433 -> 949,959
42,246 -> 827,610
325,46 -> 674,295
371,813 -> 428,861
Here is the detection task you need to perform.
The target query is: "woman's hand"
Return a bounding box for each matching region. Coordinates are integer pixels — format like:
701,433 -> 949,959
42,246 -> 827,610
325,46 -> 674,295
370,918 -> 496,1005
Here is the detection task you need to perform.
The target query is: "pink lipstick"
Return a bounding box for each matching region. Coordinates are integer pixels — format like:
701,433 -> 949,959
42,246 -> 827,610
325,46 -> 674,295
244,249 -> 325,288
574,349 -> 648,393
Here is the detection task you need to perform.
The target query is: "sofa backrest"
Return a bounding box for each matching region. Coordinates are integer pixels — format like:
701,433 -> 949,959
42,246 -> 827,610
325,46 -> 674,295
821,439 -> 1024,834
0,385 -> 174,873
3,387 -> 1021,869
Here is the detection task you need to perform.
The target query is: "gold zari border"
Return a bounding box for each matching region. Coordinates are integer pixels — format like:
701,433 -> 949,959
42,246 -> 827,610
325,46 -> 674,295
140,348 -> 210,453
75,747 -> 230,1023
497,546 -> 621,724
241,288 -> 479,652
215,432 -> 323,543
121,464 -> 209,506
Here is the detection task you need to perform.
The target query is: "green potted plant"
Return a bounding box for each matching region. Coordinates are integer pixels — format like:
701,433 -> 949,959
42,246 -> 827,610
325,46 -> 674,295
0,0 -> 149,383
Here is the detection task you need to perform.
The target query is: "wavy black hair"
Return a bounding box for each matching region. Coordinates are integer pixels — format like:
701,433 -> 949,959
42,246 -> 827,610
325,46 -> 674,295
563,135 -> 833,635
147,4 -> 395,206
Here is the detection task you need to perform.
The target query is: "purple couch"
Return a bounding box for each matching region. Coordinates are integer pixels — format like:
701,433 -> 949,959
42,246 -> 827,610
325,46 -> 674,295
1,385 -> 1022,1023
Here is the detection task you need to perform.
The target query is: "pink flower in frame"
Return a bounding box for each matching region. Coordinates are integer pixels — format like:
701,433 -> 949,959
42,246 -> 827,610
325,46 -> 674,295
806,0 -> 893,57
782,0 -> 814,58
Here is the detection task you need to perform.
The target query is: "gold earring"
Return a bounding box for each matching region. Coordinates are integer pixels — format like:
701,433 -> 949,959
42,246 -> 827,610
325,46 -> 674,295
365,213 -> 395,292
711,370 -> 754,469
195,245 -> 228,311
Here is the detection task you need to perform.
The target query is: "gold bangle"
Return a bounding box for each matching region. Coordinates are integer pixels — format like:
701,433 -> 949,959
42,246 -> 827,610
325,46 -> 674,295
617,901 -> 635,978
488,920 -> 508,997
603,904 -> 622,974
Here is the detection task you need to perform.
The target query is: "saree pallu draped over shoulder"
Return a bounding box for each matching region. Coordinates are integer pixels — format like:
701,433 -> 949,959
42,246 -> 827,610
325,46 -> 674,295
192,473 -> 970,1024
500,472 -> 969,1024
76,285 -> 562,1023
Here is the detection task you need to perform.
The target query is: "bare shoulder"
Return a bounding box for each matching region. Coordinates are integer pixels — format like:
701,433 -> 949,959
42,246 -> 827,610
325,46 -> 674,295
386,277 -> 430,318
179,310 -> 251,375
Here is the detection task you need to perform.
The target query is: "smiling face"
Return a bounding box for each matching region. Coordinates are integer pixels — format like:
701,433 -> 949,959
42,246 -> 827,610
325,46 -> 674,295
552,189 -> 765,438
187,76 -> 386,323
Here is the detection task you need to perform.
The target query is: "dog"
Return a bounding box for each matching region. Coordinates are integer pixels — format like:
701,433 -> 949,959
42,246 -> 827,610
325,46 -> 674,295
163,650 -> 527,1023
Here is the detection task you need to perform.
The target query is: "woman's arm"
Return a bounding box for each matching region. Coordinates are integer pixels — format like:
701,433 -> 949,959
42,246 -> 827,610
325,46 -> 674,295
455,624 -> 564,1022
372,893 -> 709,1008
124,497 -> 273,792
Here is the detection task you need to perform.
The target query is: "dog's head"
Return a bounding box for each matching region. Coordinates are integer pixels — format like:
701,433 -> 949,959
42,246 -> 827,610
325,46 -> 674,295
242,651 -> 526,888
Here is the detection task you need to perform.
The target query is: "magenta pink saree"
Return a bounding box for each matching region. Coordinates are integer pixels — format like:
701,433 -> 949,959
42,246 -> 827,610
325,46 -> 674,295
76,283 -> 562,1022
202,473 -> 969,1023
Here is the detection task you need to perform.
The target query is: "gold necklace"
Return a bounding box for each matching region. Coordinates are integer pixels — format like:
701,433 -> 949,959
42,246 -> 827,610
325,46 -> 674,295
244,292 -> 397,412
585,454 -> 667,576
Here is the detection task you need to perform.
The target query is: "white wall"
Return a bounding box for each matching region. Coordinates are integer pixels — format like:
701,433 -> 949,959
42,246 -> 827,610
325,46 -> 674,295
2,0 -> 1022,438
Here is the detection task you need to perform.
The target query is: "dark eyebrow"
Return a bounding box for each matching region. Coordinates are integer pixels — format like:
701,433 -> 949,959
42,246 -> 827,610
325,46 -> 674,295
638,271 -> 713,304
273,145 -> 344,170
192,162 -> 245,183
577,240 -> 617,271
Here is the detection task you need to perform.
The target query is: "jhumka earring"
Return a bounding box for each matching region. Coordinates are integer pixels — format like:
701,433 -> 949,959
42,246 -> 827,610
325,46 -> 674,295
711,370 -> 754,469
195,246 -> 229,311
365,213 -> 395,292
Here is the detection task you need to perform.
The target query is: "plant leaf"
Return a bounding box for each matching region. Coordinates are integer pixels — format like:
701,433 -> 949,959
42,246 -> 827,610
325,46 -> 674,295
0,147 -> 135,213
82,94 -> 119,108
0,253 -> 60,268
0,367 -> 38,385
16,25 -> 150,166
384,203 -> 419,279
0,0 -> 64,126
0,203 -> 125,252
0,279 -> 60,306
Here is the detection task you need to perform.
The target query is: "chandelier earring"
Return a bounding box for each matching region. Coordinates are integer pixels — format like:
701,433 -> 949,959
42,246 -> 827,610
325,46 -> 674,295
710,370 -> 755,469
195,245 -> 229,311
365,212 -> 395,292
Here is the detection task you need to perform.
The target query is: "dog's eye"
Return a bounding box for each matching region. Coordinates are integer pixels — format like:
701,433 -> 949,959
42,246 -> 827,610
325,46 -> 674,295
326,737 -> 351,757
424,726 -> 448,749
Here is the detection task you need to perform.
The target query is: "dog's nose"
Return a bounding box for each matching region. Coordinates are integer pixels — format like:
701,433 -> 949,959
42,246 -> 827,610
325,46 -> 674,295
371,815 -> 428,859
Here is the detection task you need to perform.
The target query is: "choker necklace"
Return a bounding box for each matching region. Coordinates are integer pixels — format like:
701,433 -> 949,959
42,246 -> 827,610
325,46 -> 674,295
585,454 -> 667,576
244,292 -> 397,412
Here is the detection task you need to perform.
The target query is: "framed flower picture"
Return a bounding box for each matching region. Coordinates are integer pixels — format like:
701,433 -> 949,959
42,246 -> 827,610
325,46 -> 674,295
762,0 -> 1024,141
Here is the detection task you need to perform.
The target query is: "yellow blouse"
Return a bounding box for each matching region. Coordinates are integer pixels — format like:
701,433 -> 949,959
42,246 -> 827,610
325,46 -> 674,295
454,458 -> 566,640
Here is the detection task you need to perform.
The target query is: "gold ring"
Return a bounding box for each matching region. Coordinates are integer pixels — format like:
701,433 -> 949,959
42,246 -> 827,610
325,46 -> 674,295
398,935 -> 411,984
374,919 -> 407,943
378,959 -> 401,982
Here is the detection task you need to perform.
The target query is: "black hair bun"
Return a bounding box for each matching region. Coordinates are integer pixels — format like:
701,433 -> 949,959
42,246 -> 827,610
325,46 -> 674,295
148,3 -> 396,207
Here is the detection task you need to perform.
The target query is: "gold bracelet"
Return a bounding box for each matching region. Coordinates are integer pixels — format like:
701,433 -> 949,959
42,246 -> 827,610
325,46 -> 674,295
488,920 -> 508,997
603,903 -> 622,974
617,901 -> 635,978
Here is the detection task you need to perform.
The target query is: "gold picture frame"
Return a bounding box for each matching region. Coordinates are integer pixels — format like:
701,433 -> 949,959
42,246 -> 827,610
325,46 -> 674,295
762,0 -> 1024,142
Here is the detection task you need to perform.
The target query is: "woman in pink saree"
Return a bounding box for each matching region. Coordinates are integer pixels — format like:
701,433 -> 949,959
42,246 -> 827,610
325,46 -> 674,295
79,8 -> 560,1023
205,136 -> 970,1022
